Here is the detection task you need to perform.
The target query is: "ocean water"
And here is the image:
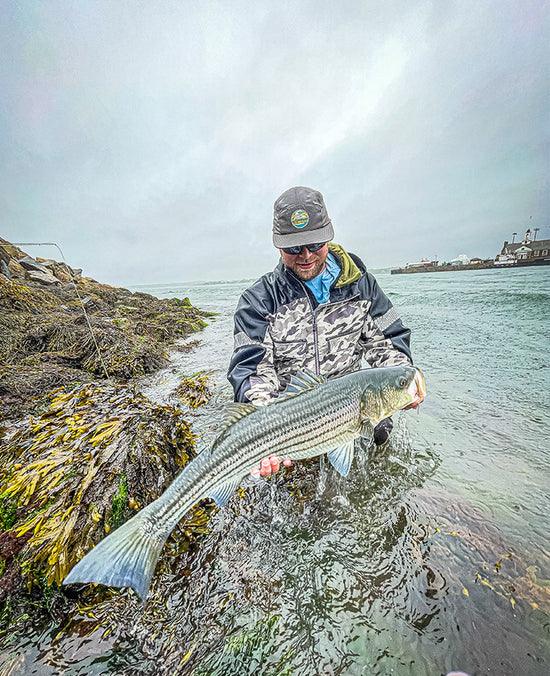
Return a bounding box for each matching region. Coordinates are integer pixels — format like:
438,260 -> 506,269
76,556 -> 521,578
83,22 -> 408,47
4,267 -> 550,675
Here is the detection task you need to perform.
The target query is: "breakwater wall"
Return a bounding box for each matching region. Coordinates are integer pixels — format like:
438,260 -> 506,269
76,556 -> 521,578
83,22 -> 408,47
390,259 -> 550,275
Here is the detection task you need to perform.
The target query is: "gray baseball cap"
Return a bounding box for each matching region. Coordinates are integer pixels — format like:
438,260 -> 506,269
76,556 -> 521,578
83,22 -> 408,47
272,186 -> 334,248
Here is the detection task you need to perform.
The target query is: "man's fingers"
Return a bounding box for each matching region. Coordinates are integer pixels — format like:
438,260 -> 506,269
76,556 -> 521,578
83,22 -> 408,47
251,455 -> 292,477
260,457 -> 272,477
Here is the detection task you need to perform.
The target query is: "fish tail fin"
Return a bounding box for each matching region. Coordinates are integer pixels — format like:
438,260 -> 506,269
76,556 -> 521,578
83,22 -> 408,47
63,511 -> 168,600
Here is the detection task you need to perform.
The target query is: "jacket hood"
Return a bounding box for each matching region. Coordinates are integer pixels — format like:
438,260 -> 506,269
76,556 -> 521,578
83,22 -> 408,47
328,243 -> 362,287
276,242 -> 363,289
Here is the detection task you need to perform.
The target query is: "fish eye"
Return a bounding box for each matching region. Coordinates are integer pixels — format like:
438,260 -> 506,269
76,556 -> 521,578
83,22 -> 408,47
399,377 -> 407,388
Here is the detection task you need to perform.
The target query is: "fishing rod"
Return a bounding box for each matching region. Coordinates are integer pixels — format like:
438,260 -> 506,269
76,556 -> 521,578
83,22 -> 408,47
2,241 -> 112,383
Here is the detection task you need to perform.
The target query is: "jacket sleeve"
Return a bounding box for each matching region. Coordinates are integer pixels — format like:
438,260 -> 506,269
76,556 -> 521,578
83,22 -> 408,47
227,288 -> 281,405
358,272 -> 412,368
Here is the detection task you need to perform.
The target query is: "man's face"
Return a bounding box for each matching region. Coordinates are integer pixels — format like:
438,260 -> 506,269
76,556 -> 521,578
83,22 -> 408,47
280,244 -> 329,281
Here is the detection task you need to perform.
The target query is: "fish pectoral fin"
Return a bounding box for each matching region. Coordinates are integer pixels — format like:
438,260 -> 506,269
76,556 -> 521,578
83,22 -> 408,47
327,441 -> 355,477
359,420 -> 374,438
209,478 -> 241,507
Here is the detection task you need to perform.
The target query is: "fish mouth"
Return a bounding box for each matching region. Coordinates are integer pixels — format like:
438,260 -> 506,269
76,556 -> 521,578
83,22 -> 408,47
407,368 -> 426,406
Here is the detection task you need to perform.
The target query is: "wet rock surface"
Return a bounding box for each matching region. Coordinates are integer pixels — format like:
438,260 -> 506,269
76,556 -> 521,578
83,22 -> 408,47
0,237 -> 216,638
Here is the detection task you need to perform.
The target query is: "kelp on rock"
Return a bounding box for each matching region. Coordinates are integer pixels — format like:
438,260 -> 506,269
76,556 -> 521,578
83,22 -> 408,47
0,238 -> 212,421
0,382 -> 212,598
0,238 -> 216,623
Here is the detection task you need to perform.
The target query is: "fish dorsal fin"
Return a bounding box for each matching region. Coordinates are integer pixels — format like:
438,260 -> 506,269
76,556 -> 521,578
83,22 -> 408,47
220,402 -> 257,428
276,368 -> 327,402
212,402 -> 257,450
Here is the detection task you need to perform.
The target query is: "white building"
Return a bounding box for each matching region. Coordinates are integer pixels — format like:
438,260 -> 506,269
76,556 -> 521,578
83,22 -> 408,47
450,254 -> 470,265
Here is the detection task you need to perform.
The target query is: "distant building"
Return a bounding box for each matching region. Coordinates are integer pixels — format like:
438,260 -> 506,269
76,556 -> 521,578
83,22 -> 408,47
499,229 -> 550,261
405,259 -> 436,268
450,254 -> 470,265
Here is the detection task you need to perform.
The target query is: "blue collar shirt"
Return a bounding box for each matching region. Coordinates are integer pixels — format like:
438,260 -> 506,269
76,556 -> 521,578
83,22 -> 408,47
303,252 -> 341,304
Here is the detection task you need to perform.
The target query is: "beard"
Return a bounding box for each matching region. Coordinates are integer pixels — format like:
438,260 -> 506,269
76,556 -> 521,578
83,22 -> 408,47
291,258 -> 326,281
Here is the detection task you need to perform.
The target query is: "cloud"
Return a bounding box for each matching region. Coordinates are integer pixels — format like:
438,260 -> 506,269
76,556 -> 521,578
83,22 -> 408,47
1,0 -> 548,283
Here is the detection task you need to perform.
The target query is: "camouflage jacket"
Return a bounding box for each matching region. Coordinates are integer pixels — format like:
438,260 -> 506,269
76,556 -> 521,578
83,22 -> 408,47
228,244 -> 412,405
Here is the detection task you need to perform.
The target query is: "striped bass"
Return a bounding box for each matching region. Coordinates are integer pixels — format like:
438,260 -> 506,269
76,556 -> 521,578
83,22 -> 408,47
63,365 -> 425,599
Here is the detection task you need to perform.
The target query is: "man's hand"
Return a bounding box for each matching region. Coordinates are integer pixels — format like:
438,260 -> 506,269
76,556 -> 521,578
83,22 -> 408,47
250,454 -> 292,478
404,368 -> 426,409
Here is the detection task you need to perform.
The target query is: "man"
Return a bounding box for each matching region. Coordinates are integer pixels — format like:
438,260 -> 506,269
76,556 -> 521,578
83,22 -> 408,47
227,186 -> 417,474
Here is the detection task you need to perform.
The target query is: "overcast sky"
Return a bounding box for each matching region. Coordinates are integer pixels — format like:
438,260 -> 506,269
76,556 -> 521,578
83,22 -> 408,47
1,1 -> 548,285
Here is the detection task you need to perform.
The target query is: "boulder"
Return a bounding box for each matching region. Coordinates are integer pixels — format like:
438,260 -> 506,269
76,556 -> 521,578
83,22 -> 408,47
7,260 -> 26,279
50,264 -> 72,284
27,269 -> 60,286
18,256 -> 50,274
0,245 -> 10,266
0,238 -> 26,261
0,260 -> 11,278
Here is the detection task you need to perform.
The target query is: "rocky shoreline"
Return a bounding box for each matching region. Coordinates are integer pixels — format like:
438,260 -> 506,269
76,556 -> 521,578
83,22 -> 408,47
0,237 -> 214,621
0,237 -> 212,421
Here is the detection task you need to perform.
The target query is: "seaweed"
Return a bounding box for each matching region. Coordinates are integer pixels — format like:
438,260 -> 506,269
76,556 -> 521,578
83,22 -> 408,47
0,498 -> 16,532
0,240 -> 211,421
0,239 -> 218,632
108,472 -> 129,531
0,379 -> 213,596
176,373 -> 214,408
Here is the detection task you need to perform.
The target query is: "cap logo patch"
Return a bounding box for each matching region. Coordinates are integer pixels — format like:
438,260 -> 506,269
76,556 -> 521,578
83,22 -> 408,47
291,209 -> 309,228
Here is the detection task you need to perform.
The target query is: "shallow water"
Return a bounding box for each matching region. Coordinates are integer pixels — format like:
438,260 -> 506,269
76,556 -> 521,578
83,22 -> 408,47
2,267 -> 549,675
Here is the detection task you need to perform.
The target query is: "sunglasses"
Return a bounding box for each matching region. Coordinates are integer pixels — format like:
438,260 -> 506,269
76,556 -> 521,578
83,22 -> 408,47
281,242 -> 326,255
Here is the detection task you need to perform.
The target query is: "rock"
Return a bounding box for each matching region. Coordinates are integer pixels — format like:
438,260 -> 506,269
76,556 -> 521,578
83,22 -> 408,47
7,260 -> 26,279
0,260 -> 11,278
0,273 -> 10,283
63,282 -> 77,291
0,245 -> 10,266
51,264 -> 72,284
0,238 -> 27,262
27,269 -> 61,286
18,256 -> 50,274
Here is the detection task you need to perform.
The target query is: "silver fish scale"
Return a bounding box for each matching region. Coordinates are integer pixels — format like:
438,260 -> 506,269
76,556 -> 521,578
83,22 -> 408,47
147,374 -> 365,537
211,375 -> 361,477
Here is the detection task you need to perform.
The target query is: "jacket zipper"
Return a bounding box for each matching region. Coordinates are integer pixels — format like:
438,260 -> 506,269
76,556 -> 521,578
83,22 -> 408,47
312,307 -> 320,374
295,279 -> 321,375
287,268 -> 360,377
